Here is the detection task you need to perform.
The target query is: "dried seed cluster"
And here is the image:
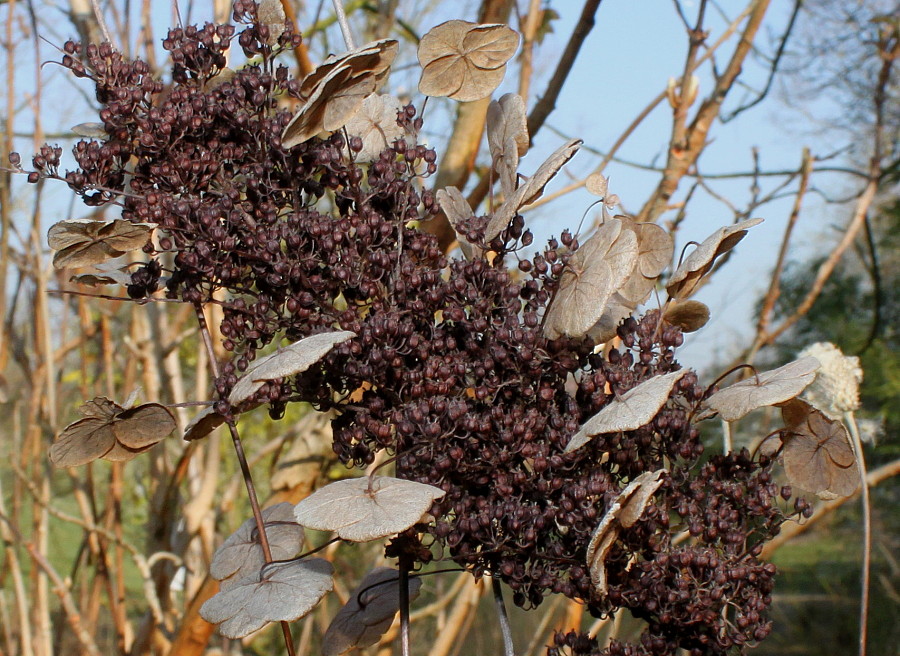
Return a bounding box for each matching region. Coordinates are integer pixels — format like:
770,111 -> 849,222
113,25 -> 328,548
19,7 -> 800,654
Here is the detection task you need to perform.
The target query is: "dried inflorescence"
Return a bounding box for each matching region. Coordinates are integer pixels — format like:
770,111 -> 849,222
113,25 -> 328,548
22,7 -> 817,654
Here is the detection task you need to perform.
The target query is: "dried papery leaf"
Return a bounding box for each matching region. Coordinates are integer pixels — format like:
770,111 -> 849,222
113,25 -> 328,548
111,403 -> 176,449
199,558 -> 334,639
630,220 -> 674,279
344,94 -> 405,161
436,187 -> 477,259
71,122 -> 108,139
49,417 -> 118,467
780,399 -> 859,499
585,173 -> 609,197
183,405 -> 225,441
48,218 -> 155,269
586,470 -> 667,594
418,21 -> 519,101
487,94 -> 528,197
229,331 -> 355,405
705,357 -> 820,422
543,219 -> 637,340
293,475 -> 445,542
70,271 -> 134,287
77,396 -> 122,420
565,370 -> 689,454
663,299 -> 710,333
322,567 -> 423,656
257,0 -> 286,45
210,503 -> 305,589
486,138 -> 582,241
666,218 -> 764,299
586,293 -> 635,344
282,40 -> 398,148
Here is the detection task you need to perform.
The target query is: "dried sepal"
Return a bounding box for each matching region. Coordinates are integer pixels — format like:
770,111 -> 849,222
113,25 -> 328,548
663,299 -> 710,333
49,397 -> 175,467
344,94 -> 406,161
543,218 -> 637,340
48,218 -> 155,269
199,558 -> 334,639
704,357 -> 820,422
487,93 -> 529,197
586,470 -> 667,594
615,217 -> 673,305
71,122 -> 108,139
486,138 -> 582,242
322,567 -> 423,656
257,0 -> 286,45
70,270 -> 135,287
418,21 -> 519,102
293,475 -> 445,542
436,186 -> 477,259
282,39 -> 398,148
585,292 -> 635,344
780,399 -> 859,499
565,370 -> 689,454
183,405 -> 226,441
229,331 -> 356,405
210,503 -> 305,590
585,173 -> 609,197
666,218 -> 764,299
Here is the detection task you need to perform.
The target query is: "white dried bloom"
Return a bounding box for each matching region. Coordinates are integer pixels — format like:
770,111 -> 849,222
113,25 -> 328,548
797,342 -> 863,417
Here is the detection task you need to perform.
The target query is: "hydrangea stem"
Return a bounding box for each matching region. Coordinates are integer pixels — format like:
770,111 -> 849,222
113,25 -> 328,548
331,0 -> 356,49
845,412 -> 870,656
492,577 -> 516,656
399,554 -> 412,656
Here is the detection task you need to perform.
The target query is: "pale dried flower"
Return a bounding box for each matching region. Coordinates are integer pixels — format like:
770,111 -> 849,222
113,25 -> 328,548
797,342 -> 863,416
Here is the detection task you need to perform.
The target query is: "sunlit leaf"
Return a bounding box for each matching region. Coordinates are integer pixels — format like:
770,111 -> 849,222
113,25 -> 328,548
229,331 -> 356,405
543,218 -> 637,340
663,299 -> 710,333
322,567 -> 423,656
705,357 -> 820,422
200,558 -> 334,639
585,173 -> 609,198
48,218 -> 155,269
344,94 -> 406,161
586,470 -> 666,595
565,370 -> 688,453
436,186 -> 477,259
210,503 -> 305,590
257,0 -> 286,45
71,122 -> 108,139
486,138 -> 582,241
780,399 -> 859,499
487,93 -> 529,197
418,21 -> 519,102
666,218 -> 763,299
293,475 -> 445,542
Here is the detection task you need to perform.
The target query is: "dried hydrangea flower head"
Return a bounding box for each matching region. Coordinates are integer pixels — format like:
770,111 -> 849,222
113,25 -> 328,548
798,341 -> 863,417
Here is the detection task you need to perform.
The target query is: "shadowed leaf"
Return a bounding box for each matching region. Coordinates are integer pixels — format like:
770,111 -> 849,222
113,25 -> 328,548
487,93 -> 528,196
705,357 -> 820,421
344,94 -> 406,161
48,218 -> 155,269
663,300 -> 710,333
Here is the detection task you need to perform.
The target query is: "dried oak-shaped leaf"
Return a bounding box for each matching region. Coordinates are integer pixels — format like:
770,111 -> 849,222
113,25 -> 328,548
199,558 -> 334,639
210,503 -> 305,589
565,370 -> 689,454
486,138 -> 582,242
487,93 -> 529,197
543,219 -> 637,340
586,470 -> 666,594
322,567 -> 423,656
293,475 -> 445,542
418,21 -> 519,101
666,218 -> 764,299
705,356 -> 820,422
229,331 -> 355,405
48,218 -> 155,269
780,399 -> 859,499
663,299 -> 710,333
344,94 -> 405,161
49,398 -> 174,467
282,39 -> 398,148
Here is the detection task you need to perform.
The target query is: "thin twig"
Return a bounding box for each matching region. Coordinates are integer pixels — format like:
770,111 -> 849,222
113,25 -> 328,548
399,555 -> 412,656
845,412 -> 871,656
492,577 -> 516,656
331,0 -> 356,49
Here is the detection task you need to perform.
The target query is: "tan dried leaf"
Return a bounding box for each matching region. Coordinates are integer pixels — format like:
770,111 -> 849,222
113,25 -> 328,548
487,94 -> 529,197
71,122 -> 108,139
344,94 -> 405,161
543,219 -> 637,340
210,503 -> 305,589
780,399 -> 859,499
436,187 -> 477,259
705,357 -> 820,422
229,331 -> 355,405
585,173 -> 609,197
322,567 -> 423,656
69,271 -> 134,287
199,558 -> 334,639
418,21 -> 519,102
49,398 -> 174,467
586,470 -> 666,594
183,405 -> 226,441
666,218 -> 763,299
565,370 -> 689,454
585,292 -> 635,344
614,217 -> 673,305
486,138 -> 582,241
663,300 -> 710,333
48,218 -> 155,269
257,0 -> 286,45
293,475 -> 445,542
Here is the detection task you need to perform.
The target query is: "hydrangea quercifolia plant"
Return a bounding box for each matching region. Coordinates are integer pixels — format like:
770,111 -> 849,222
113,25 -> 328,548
15,2 -> 863,654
